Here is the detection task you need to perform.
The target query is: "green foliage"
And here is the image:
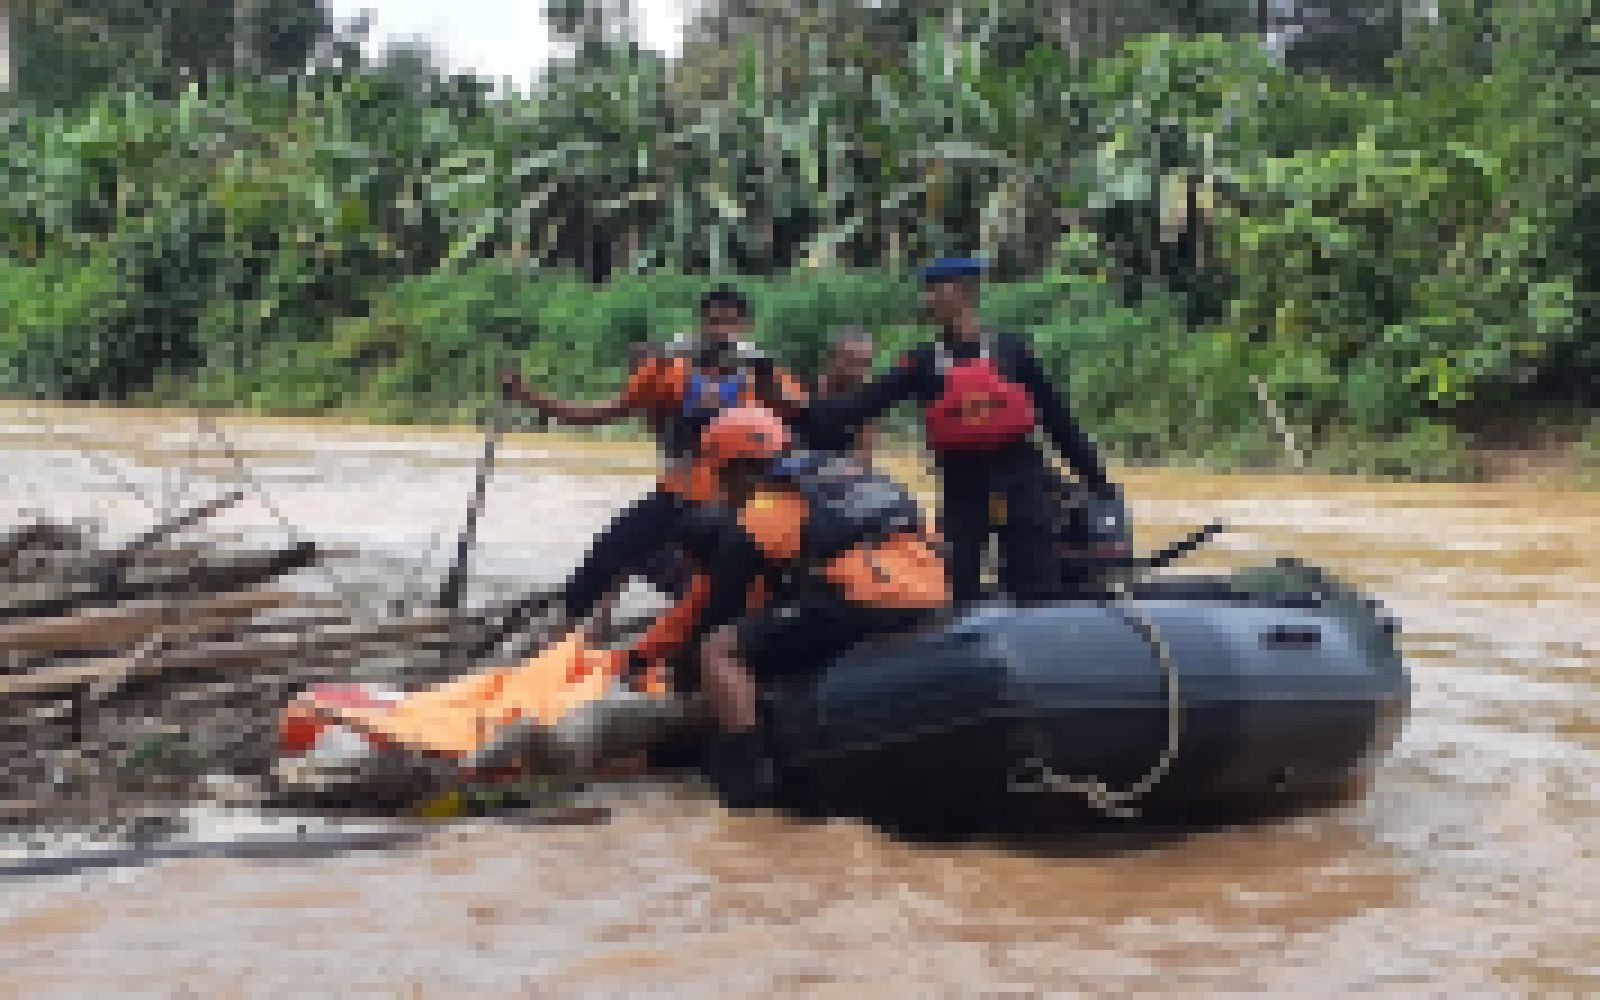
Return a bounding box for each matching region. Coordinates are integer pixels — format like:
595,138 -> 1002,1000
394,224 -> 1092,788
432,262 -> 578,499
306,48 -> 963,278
1316,421 -> 1481,483
184,248 -> 1290,467
0,0 -> 1596,481
1577,420 -> 1600,488
748,271 -> 921,377
0,253 -> 122,399
12,0 -> 333,109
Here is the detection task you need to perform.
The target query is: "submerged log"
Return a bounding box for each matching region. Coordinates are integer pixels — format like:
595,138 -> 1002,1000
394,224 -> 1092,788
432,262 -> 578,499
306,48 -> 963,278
1,541 -> 215,587
0,521 -> 88,570
0,541 -> 321,623
0,806 -> 612,879
2,493 -> 242,589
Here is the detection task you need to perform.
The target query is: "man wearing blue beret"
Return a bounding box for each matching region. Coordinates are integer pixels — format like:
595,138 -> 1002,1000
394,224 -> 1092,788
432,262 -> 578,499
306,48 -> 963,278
804,256 -> 1122,604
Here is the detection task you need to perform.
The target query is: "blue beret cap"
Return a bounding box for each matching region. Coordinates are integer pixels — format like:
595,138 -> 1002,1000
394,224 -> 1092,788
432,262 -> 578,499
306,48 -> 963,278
919,257 -> 985,283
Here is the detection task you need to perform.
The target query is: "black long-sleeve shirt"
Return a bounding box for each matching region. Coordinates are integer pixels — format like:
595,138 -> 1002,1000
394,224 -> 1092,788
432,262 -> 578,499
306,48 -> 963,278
804,332 -> 1110,488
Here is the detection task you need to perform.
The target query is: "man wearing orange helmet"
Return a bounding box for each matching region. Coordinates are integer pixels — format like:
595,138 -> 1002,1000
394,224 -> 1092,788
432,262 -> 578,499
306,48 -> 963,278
467,405 -> 948,801
678,405 -> 952,807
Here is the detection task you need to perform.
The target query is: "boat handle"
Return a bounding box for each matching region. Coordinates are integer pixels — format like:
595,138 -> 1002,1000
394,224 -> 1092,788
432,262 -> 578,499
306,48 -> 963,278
942,629 -> 983,647
1261,624 -> 1321,649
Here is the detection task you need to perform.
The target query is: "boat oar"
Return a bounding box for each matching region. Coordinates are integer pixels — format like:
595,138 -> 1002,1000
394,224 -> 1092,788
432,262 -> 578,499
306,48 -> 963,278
436,397 -> 507,612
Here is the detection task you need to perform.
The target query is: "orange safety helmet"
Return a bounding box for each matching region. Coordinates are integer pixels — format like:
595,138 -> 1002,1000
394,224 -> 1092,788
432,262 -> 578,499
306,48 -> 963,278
697,404 -> 792,474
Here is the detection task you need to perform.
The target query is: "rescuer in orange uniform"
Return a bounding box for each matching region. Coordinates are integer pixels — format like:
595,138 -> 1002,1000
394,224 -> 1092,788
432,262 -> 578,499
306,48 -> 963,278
676,405 -> 952,807
499,286 -> 808,658
465,406 -> 949,799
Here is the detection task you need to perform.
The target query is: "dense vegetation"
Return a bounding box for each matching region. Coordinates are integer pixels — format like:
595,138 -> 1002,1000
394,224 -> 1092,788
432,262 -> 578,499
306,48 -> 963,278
1,2 -> 1595,479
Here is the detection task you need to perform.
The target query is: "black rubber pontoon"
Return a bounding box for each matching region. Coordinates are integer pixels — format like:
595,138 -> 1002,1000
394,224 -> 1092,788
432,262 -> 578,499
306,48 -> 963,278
763,561 -> 1408,834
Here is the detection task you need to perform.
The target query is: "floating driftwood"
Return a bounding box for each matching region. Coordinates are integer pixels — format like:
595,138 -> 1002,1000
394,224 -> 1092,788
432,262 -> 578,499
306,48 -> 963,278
95,490 -> 247,579
0,612 -> 481,701
0,804 -> 613,880
0,591 -> 311,655
0,542 -> 321,622
0,490 -> 566,828
0,521 -> 89,571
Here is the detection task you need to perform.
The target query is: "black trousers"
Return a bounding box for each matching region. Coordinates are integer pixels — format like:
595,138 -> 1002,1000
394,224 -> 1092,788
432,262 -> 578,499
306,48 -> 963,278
936,443 -> 1060,605
557,486 -> 686,620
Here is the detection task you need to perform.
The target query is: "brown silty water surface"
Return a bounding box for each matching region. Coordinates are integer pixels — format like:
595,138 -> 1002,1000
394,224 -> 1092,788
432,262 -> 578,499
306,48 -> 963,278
1,402 -> 1596,996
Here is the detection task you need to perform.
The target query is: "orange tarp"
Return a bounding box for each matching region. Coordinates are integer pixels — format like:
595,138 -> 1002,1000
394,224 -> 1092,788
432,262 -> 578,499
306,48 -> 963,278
328,634 -> 618,759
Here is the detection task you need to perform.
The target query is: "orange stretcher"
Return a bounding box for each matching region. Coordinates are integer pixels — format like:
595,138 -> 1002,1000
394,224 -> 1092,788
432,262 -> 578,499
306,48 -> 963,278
278,634 -> 660,767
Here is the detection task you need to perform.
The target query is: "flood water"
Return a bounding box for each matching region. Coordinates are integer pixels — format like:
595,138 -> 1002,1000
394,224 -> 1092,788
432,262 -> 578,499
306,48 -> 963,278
1,402 -> 1596,996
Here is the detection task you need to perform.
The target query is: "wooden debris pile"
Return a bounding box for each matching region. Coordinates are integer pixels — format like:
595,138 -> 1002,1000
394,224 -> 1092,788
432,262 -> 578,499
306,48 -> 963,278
0,497 -> 530,823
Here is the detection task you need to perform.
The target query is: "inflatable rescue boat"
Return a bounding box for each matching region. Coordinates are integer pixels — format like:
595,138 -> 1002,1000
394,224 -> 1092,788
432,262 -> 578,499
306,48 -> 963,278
761,559 -> 1407,833
277,556 -> 1407,831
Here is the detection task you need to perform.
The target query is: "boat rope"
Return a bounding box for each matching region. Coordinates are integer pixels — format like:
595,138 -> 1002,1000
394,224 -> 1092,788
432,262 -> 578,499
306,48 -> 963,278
1009,579 -> 1183,819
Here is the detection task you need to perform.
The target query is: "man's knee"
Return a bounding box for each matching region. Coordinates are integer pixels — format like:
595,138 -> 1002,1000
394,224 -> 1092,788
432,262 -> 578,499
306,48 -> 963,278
705,622 -> 738,655
699,625 -> 745,693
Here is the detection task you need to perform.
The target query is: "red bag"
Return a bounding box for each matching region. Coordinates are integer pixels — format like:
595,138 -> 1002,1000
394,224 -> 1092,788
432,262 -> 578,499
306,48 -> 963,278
923,342 -> 1038,452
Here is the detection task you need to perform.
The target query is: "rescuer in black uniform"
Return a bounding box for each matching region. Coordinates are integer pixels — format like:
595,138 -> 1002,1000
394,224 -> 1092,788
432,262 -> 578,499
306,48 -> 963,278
805,257 -> 1120,605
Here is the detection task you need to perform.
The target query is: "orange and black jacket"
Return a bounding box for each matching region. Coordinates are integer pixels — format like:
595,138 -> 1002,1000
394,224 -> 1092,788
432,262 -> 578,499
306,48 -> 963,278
609,453 -> 948,685
620,346 -> 809,500
684,452 -> 951,648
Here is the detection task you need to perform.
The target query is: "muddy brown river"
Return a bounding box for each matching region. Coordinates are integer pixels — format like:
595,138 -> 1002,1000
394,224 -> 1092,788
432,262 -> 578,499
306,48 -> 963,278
1,402 -> 1596,997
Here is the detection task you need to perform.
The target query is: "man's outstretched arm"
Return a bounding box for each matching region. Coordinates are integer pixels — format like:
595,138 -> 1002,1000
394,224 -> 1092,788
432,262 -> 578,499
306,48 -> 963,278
500,363 -> 649,427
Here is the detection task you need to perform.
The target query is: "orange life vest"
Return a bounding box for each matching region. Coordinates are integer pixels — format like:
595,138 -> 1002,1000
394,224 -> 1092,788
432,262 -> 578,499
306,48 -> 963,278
647,348 -> 806,499
739,452 -> 950,610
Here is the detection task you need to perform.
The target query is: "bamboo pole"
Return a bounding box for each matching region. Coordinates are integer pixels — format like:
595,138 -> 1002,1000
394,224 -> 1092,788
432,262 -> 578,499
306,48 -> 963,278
0,0 -> 12,96
1250,375 -> 1310,470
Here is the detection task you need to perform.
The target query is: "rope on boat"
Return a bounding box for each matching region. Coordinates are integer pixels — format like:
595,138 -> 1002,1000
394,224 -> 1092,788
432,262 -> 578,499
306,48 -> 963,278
1009,579 -> 1184,819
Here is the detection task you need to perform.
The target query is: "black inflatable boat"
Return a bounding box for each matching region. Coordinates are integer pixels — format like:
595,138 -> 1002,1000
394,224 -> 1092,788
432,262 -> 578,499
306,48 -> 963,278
760,559 -> 1408,834
277,478 -> 1408,836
